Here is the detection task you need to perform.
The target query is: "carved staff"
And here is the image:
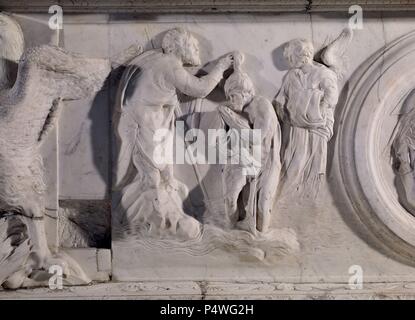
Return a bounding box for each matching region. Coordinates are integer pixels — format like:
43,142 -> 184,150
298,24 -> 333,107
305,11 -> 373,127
174,106 -> 214,217
245,176 -> 258,235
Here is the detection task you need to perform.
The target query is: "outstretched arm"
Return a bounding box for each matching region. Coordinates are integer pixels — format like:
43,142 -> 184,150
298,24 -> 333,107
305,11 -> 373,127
110,44 -> 143,69
171,55 -> 233,98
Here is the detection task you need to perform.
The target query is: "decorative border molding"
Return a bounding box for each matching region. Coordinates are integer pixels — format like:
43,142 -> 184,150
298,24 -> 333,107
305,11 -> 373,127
2,281 -> 415,299
1,0 -> 415,13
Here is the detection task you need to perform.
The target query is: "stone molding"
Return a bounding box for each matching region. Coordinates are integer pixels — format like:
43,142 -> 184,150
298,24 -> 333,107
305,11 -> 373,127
1,0 -> 415,13
2,280 -> 415,299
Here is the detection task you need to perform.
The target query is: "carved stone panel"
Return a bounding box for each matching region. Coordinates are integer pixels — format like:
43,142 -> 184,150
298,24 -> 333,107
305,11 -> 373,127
2,5 -> 415,299
338,30 -> 415,260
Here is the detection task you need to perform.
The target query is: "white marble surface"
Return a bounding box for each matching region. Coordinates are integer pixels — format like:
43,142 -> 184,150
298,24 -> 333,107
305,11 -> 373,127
3,279 -> 415,300
2,11 -> 415,298
101,13 -> 415,282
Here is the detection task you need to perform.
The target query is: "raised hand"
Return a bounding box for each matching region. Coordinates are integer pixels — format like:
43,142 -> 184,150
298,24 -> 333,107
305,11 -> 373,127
218,53 -> 234,70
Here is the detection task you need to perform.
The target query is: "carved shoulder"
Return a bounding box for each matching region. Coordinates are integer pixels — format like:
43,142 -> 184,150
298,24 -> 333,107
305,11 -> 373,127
251,96 -> 278,120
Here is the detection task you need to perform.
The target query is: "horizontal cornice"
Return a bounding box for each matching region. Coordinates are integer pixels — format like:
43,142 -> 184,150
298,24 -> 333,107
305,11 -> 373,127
1,1 -> 415,13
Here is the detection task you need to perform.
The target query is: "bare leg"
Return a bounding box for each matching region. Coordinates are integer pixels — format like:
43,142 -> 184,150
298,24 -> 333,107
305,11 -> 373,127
224,195 -> 239,228
257,201 -> 271,233
257,166 -> 279,233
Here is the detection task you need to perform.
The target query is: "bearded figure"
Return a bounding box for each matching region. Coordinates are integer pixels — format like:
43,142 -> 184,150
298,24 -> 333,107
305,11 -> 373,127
114,28 -> 234,239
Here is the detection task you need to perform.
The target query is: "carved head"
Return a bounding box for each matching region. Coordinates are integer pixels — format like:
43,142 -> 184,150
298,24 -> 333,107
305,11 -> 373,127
162,27 -> 201,66
0,13 -> 24,90
284,38 -> 314,68
224,70 -> 255,112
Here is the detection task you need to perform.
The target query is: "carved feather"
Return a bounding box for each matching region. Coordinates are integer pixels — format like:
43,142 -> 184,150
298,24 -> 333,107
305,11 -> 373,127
0,216 -> 31,285
0,45 -> 111,144
22,45 -> 110,100
321,27 -> 353,79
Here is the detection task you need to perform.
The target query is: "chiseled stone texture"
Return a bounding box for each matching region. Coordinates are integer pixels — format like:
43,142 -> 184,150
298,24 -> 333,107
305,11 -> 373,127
2,281 -> 415,300
2,1 -> 415,13
103,12 -> 415,284
2,9 -> 415,298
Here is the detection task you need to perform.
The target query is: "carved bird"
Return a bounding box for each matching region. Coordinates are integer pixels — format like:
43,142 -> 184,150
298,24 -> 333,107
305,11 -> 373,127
0,216 -> 31,286
0,13 -> 111,287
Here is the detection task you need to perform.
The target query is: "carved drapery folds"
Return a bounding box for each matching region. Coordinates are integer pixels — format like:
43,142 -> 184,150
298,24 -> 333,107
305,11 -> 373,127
274,28 -> 352,198
112,29 -> 299,261
112,28 -> 232,240
3,10 -> 415,291
392,90 -> 415,215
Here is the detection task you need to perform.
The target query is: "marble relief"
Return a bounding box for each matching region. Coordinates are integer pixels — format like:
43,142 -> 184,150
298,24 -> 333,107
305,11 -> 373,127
274,28 -> 352,198
1,9 -> 415,296
0,13 -> 138,288
113,28 -> 233,240
392,90 -> 415,215
112,28 -> 298,264
218,51 -> 281,234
